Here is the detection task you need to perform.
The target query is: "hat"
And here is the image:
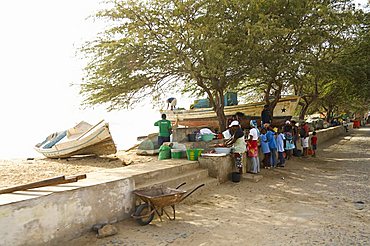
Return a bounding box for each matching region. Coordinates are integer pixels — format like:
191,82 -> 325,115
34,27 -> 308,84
229,120 -> 240,127
285,120 -> 291,124
250,120 -> 257,127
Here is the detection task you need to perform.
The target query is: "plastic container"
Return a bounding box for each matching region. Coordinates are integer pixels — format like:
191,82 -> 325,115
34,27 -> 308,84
201,134 -> 214,142
186,148 -> 204,161
171,149 -> 183,159
231,172 -> 241,182
214,147 -> 232,154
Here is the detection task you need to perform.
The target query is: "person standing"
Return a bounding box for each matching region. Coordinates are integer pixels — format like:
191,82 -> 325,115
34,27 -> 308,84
299,122 -> 309,157
276,128 -> 286,167
260,128 -> 271,169
283,121 -> 294,160
311,131 -> 318,157
166,97 -> 177,110
261,104 -> 272,128
225,121 -> 246,174
291,120 -> 299,156
154,114 -> 172,146
247,120 -> 260,174
266,126 -> 278,167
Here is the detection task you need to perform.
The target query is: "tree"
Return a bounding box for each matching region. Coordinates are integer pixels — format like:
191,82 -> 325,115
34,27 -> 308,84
80,0 -> 255,131
289,0 -> 367,119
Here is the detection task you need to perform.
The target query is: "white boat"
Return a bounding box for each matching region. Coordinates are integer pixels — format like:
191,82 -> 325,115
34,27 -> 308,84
34,120 -> 117,158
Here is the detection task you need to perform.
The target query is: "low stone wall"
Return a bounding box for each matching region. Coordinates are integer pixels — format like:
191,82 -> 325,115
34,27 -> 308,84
0,176 -> 134,246
306,124 -> 353,145
199,124 -> 351,183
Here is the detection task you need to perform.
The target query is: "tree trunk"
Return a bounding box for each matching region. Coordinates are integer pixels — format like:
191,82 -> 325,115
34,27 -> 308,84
299,103 -> 309,120
205,88 -> 227,131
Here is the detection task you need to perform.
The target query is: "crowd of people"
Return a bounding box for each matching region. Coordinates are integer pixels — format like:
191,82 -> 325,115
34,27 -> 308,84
225,112 -> 318,175
155,103 -> 321,176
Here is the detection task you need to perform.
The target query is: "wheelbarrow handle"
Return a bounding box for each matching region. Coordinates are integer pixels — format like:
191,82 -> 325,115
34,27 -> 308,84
180,184 -> 205,202
175,182 -> 187,189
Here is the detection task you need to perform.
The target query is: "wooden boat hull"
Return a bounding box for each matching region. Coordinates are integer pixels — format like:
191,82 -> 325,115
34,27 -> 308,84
34,121 -> 117,158
162,96 -> 300,129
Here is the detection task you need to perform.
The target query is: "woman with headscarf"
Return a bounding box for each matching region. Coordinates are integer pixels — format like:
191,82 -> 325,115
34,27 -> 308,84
247,120 -> 260,174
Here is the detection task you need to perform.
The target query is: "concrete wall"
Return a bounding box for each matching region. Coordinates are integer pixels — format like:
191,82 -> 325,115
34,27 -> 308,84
0,177 -> 134,246
306,124 -> 352,145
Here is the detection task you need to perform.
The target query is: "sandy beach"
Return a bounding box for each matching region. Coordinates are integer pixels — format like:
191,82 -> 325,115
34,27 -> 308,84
1,127 -> 369,245
67,127 -> 369,245
0,150 -> 153,189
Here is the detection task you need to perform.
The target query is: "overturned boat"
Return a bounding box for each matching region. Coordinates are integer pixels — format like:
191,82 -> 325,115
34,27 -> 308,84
161,96 -> 300,129
34,120 -> 117,158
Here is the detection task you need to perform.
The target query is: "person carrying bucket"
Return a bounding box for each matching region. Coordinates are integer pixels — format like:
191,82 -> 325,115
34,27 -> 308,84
225,120 -> 246,174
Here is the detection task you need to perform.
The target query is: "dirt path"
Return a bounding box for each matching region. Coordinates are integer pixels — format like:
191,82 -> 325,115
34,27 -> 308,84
71,127 -> 370,246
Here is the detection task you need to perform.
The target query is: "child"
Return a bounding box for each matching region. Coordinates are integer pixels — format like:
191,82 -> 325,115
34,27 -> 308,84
260,128 -> 271,169
266,126 -> 277,167
276,128 -> 286,167
311,131 -> 318,157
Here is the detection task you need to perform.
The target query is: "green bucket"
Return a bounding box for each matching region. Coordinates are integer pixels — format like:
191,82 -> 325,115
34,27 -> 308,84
171,149 -> 183,159
186,148 -> 204,161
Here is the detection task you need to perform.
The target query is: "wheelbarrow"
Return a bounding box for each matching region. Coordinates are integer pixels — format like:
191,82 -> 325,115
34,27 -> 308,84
132,182 -> 204,225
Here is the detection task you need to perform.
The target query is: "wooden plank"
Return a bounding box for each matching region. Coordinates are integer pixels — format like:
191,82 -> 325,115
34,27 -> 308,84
0,176 -> 65,195
0,174 -> 87,195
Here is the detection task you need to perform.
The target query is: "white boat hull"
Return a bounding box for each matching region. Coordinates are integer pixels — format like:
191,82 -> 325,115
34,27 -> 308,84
34,121 -> 117,158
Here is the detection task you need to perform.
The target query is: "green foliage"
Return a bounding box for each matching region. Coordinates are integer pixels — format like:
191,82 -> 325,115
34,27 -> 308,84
80,0 -> 370,127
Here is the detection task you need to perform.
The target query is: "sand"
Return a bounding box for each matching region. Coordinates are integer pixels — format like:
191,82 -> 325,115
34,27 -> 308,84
0,150 -> 153,189
69,127 -> 370,245
1,127 -> 369,245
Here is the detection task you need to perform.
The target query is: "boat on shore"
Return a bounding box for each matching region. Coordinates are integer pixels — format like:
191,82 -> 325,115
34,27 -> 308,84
161,96 -> 300,129
34,120 -> 117,158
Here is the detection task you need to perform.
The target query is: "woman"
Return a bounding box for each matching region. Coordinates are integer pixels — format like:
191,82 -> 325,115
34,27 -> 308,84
247,120 -> 260,174
225,120 -> 246,174
283,121 -> 295,160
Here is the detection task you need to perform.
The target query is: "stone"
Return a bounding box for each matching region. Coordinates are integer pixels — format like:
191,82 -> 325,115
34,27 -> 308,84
92,223 -> 107,232
97,224 -> 118,238
242,173 -> 263,182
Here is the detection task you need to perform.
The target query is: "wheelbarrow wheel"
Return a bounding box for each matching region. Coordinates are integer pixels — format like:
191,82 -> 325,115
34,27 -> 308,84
134,203 -> 154,226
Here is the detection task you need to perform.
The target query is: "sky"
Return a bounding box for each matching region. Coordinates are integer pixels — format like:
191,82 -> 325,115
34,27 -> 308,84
0,0 -> 190,159
0,0 -> 368,159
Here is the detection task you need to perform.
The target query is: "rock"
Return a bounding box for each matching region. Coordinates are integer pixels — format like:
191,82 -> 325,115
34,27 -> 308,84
92,223 -> 107,232
97,224 -> 118,238
354,201 -> 365,210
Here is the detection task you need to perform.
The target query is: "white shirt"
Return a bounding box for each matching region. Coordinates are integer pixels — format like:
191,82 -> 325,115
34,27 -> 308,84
277,133 -> 285,152
249,128 -> 259,140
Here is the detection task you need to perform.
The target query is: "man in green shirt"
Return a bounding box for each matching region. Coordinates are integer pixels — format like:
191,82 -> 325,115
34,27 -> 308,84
154,114 -> 172,146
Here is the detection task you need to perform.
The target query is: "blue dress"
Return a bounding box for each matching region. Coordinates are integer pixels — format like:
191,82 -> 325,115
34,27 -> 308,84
284,132 -> 295,150
260,134 -> 270,154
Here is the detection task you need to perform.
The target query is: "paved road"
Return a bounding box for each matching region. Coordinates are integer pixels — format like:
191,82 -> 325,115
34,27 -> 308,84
72,126 -> 370,246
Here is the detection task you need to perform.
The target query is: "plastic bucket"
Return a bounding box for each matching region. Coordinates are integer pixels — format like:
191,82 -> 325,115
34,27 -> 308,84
231,172 -> 241,183
186,148 -> 203,161
171,149 -> 183,159
201,134 -> 214,142
187,133 -> 197,142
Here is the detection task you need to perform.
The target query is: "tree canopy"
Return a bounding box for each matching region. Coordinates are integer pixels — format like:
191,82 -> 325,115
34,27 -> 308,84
80,0 -> 370,130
